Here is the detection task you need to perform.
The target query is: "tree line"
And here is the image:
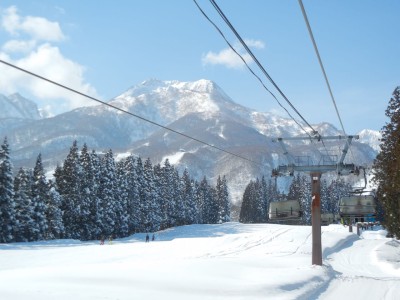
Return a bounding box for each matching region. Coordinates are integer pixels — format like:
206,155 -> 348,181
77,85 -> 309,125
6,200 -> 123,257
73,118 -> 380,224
373,86 -> 400,238
0,140 -> 230,243
239,174 -> 352,225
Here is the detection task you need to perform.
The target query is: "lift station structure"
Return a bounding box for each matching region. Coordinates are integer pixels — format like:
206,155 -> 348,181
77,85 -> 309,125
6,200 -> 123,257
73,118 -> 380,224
272,134 -> 360,265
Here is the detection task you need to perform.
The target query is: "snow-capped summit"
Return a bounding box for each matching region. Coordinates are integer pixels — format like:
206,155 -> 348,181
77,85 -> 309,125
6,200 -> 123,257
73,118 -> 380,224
0,93 -> 41,120
112,79 -> 247,124
358,129 -> 381,152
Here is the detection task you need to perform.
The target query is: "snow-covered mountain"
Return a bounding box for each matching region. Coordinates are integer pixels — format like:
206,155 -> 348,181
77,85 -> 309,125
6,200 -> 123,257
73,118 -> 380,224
0,80 -> 380,203
0,93 -> 41,120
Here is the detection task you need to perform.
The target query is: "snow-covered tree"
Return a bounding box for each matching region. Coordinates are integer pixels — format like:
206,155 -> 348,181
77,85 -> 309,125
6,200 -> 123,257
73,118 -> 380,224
143,158 -> 161,232
124,155 -> 140,233
0,137 -> 16,243
31,154 -> 49,240
116,160 -> 129,237
373,86 -> 400,237
46,180 -> 65,239
13,168 -> 35,242
99,149 -> 120,237
216,175 -> 230,223
181,169 -> 197,224
56,140 -> 82,239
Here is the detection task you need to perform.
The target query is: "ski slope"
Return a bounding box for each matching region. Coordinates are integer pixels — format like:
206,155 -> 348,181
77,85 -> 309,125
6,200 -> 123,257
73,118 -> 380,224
0,223 -> 399,299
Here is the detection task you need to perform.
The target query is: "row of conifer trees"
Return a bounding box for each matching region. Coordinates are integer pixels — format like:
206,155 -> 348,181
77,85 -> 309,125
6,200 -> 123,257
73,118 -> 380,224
239,174 -> 352,225
0,139 -> 230,243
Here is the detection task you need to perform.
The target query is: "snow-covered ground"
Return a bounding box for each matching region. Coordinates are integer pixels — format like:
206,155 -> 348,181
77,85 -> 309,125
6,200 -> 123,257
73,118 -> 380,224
0,223 -> 399,299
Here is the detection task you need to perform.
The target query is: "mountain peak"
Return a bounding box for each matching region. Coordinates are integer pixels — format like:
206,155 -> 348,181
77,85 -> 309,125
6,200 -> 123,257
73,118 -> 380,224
0,93 -> 41,120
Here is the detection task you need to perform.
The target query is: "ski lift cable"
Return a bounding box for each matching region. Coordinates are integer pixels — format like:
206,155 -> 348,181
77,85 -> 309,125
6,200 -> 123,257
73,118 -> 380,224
196,0 -> 329,158
0,58 -> 262,167
207,0 -> 319,138
298,0 -> 356,162
193,0 -> 312,138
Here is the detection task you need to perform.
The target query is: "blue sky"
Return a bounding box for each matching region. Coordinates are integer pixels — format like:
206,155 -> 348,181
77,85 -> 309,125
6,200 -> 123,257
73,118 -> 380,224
0,1 -> 399,134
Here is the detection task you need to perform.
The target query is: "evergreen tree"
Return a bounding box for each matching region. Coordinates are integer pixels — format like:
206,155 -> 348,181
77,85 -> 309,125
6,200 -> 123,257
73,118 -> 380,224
116,160 -> 129,237
239,181 -> 255,223
172,168 -> 186,226
124,155 -> 140,233
79,144 -> 96,240
31,154 -> 49,240
46,180 -> 65,239
13,168 -> 35,242
0,137 -> 16,243
298,174 -> 311,225
261,176 -> 269,222
99,149 -> 119,237
373,86 -> 400,237
56,140 -> 82,239
135,157 -> 146,232
181,169 -> 198,224
216,175 -> 230,223
143,158 -> 161,232
320,178 -> 329,213
161,160 -> 177,228
90,150 -> 104,238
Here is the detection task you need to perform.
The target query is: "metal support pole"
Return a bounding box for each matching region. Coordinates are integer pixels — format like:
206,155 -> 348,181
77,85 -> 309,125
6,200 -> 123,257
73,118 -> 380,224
311,172 -> 322,266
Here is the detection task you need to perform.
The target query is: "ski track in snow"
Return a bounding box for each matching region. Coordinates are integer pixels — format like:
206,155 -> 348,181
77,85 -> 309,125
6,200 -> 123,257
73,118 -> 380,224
0,223 -> 399,300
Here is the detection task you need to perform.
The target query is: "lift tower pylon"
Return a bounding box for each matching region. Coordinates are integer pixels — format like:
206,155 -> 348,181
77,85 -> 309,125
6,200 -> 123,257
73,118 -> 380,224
272,135 -> 359,266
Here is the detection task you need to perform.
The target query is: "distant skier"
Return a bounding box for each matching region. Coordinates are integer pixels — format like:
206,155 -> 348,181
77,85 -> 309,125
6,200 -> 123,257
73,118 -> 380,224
152,234 -> 155,241
100,236 -> 105,245
145,233 -> 149,243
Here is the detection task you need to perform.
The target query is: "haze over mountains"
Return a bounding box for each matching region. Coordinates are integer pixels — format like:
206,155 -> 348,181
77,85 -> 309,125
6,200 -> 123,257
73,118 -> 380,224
0,79 -> 381,203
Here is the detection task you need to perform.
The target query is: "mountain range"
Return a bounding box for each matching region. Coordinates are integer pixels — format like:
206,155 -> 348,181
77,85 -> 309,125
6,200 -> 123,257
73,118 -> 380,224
0,79 -> 381,203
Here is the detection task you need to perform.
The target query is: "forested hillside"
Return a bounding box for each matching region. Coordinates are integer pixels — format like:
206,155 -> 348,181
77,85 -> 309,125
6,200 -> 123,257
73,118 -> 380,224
0,139 -> 230,243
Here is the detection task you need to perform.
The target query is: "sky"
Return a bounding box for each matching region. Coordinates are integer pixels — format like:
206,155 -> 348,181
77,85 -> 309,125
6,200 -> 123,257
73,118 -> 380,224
0,0 -> 399,133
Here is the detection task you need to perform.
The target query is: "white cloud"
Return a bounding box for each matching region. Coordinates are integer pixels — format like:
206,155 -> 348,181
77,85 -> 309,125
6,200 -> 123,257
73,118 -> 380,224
202,48 -> 252,69
0,6 -> 98,114
1,6 -> 65,41
2,39 -> 36,53
244,39 -> 265,49
202,39 -> 265,69
0,44 -> 98,112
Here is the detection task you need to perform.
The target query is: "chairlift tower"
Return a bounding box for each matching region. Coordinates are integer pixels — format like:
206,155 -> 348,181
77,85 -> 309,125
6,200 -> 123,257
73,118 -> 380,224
272,135 -> 359,265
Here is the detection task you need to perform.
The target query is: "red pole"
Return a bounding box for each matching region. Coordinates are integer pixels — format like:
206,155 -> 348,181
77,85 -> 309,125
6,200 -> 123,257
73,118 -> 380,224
311,172 -> 322,265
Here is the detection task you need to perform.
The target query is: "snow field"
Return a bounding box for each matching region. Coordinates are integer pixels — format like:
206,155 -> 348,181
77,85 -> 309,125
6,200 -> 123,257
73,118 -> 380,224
0,223 -> 399,300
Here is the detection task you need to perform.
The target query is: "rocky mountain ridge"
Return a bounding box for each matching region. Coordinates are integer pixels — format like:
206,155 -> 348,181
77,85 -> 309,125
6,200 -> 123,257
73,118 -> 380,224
0,79 -> 381,203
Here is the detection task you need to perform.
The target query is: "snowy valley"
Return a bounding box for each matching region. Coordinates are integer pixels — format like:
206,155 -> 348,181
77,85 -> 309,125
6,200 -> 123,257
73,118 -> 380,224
0,222 -> 399,299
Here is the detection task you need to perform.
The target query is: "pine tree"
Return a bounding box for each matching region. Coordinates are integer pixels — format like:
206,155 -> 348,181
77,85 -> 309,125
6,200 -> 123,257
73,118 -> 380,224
116,160 -> 129,237
239,181 -> 255,223
46,180 -> 65,239
99,149 -> 119,237
320,178 -> 329,213
31,154 -> 49,240
124,155 -> 140,233
57,140 -> 82,239
172,168 -> 185,226
261,176 -> 269,222
90,150 -> 104,239
216,175 -> 230,223
79,144 -> 96,240
181,169 -> 197,224
298,174 -> 312,225
143,158 -> 161,232
135,157 -> 146,232
373,86 -> 400,238
13,168 -> 35,242
161,160 -> 176,228
0,137 -> 16,243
